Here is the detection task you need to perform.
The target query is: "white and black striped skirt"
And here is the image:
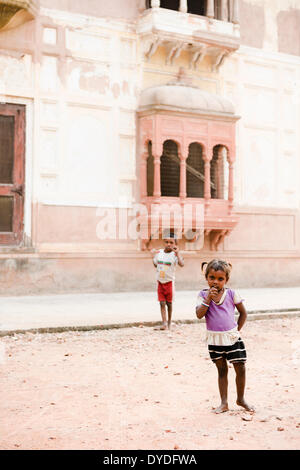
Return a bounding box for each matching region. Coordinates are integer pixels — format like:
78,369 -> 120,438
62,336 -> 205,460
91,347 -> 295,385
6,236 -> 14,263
208,338 -> 247,363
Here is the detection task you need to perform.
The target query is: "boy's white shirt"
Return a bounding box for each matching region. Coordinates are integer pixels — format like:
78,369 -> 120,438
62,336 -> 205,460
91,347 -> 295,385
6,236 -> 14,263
154,249 -> 178,284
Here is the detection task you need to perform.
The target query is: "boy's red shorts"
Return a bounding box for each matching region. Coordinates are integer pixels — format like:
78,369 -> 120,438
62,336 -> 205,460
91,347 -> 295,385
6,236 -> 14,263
157,281 -> 173,303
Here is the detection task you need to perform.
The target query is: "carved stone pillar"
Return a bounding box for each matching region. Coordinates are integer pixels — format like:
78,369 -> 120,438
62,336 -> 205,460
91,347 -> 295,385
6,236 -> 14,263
179,0 -> 188,13
232,0 -> 240,24
220,0 -> 228,21
227,156 -> 234,213
140,152 -> 148,199
203,150 -> 211,214
206,0 -> 215,18
179,154 -> 187,199
153,155 -> 161,198
216,147 -> 224,199
151,0 -> 160,7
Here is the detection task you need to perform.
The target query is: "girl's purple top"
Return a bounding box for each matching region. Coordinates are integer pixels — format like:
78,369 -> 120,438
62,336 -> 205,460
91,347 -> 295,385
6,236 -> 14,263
199,288 -> 239,332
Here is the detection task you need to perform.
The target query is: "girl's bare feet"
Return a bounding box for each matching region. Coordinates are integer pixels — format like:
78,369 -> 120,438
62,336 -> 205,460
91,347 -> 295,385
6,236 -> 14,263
213,403 -> 229,414
160,322 -> 168,330
236,399 -> 255,412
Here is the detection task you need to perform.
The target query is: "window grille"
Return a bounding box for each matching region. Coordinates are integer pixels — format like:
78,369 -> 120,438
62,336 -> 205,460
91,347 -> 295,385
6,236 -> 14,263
186,142 -> 204,197
160,0 -> 180,11
0,115 -> 14,184
188,0 -> 206,16
211,145 -> 228,199
146,141 -> 154,196
160,140 -> 180,197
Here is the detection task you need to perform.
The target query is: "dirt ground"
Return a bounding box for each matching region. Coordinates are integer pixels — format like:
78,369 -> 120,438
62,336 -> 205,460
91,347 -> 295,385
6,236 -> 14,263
0,318 -> 299,450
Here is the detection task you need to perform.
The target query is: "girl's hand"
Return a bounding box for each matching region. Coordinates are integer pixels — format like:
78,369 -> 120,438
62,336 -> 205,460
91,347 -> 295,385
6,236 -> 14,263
207,287 -> 219,301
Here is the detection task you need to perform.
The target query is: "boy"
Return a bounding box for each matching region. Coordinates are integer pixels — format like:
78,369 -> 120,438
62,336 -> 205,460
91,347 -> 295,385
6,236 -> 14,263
152,237 -> 184,330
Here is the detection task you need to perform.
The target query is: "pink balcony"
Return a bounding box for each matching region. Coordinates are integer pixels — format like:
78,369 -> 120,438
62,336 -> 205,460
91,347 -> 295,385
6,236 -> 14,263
138,70 -> 240,251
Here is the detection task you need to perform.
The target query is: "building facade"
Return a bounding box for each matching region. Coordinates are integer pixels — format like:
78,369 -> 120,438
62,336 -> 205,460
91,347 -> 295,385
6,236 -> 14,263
0,0 -> 300,293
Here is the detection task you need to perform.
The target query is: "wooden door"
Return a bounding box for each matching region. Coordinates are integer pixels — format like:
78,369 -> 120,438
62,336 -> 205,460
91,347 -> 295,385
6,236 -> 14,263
0,103 -> 25,245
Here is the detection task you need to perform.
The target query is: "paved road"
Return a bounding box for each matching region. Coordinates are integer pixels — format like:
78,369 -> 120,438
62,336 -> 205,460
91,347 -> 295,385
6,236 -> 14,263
1,287 -> 300,333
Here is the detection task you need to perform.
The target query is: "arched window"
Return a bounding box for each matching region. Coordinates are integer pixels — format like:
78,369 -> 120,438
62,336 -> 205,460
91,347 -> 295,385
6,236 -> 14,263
211,145 -> 228,199
160,140 -> 180,197
160,0 -> 180,11
188,0 -> 206,16
146,141 -> 154,196
186,142 -> 204,198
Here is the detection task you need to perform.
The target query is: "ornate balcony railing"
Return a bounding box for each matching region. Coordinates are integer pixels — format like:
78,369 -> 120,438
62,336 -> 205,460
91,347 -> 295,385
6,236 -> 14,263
139,0 -> 240,70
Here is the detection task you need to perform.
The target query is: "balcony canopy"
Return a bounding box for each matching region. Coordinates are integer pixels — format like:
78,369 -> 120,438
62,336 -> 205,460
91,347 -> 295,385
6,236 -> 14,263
139,82 -> 236,118
139,70 -> 237,120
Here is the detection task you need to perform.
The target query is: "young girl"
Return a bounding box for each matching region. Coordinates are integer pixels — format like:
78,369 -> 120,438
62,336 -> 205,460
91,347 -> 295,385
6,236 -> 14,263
196,259 -> 254,414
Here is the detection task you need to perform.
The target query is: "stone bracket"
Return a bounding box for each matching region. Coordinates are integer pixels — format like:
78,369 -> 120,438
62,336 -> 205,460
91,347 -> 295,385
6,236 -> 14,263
0,0 -> 39,30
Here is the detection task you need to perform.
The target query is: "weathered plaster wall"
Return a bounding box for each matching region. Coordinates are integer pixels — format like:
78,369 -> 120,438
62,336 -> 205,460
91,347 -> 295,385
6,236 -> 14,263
40,0 -> 140,19
240,0 -> 265,49
1,253 -> 300,295
240,0 -> 300,56
277,8 -> 300,56
221,44 -> 300,211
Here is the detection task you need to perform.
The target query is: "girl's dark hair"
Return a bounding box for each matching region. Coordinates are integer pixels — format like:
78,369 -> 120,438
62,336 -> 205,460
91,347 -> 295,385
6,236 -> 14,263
201,259 -> 232,281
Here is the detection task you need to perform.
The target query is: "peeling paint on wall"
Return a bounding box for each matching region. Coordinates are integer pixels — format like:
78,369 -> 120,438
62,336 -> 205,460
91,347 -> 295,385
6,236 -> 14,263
40,0 -> 140,20
277,9 -> 300,57
79,72 -> 110,95
240,0 -> 265,49
67,61 -> 110,94
112,82 -> 121,99
122,80 -> 130,95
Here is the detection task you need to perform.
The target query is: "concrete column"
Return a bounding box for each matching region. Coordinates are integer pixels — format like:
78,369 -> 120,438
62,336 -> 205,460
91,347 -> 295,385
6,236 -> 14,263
206,0 -> 215,18
151,0 -> 160,7
232,0 -> 240,24
179,0 -> 188,13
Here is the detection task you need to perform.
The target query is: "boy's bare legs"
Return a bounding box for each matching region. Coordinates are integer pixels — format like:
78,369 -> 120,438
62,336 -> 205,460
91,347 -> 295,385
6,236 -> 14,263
233,362 -> 255,412
214,358 -> 229,413
166,301 -> 172,329
159,302 -> 168,329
